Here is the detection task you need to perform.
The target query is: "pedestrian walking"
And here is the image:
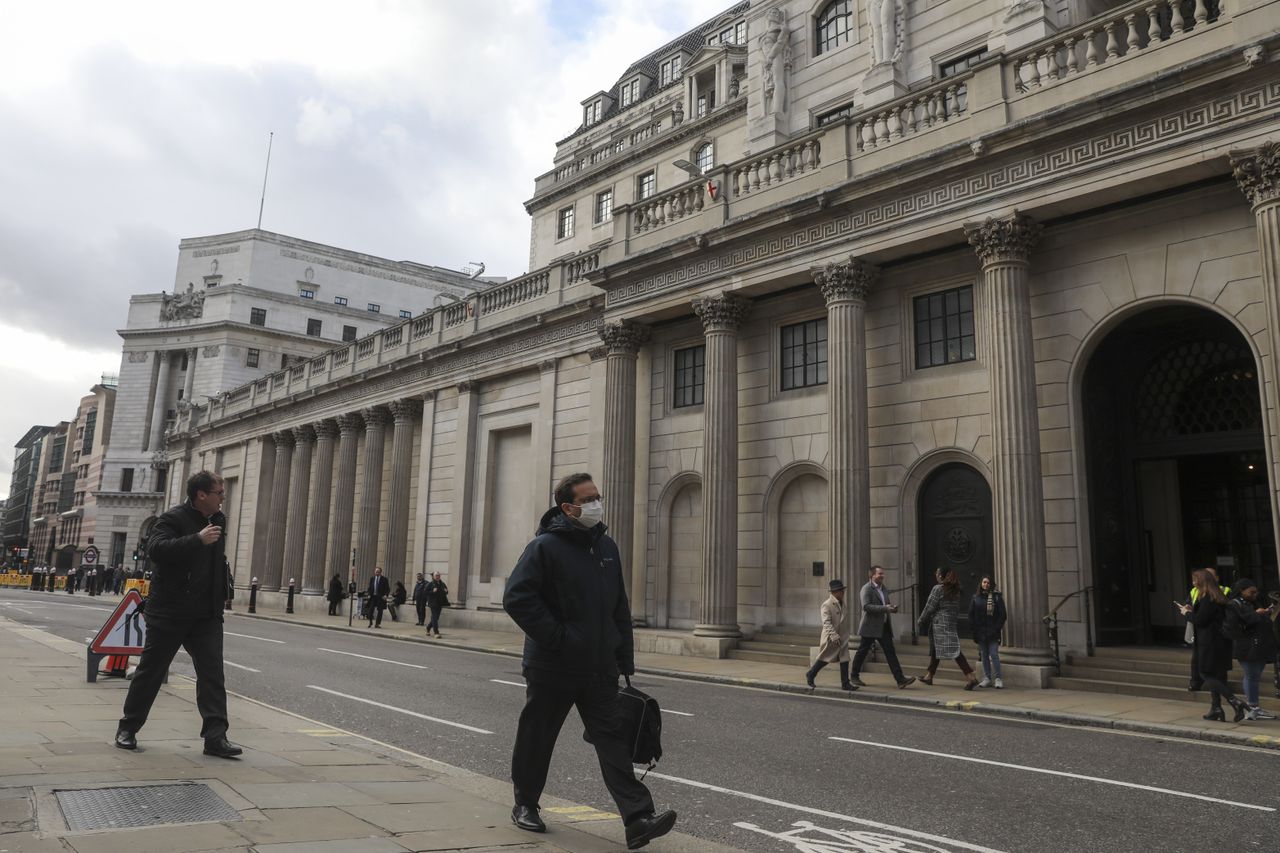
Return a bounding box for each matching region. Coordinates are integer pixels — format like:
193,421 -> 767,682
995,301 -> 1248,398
327,574 -> 344,616
412,573 -> 429,625
114,470 -> 241,758
1225,578 -> 1278,720
503,472 -> 677,849
389,580 -> 407,622
849,566 -> 916,689
805,579 -> 855,691
366,567 -> 390,628
919,569 -> 979,690
425,571 -> 449,637
66,566 -> 76,594
1178,566 -> 1231,692
1190,569 -> 1249,722
967,575 -> 1007,689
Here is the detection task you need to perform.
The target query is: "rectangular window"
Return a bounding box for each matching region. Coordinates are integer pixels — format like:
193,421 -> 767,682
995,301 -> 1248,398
246,348 -> 260,368
816,103 -> 855,127
281,353 -> 290,369
660,56 -> 682,85
306,318 -> 322,336
594,189 -> 613,224
673,345 -> 706,408
620,79 -> 639,107
367,303 -> 380,313
584,100 -> 601,125
120,468 -> 133,493
48,437 -> 65,472
399,309 -> 412,319
334,296 -> 348,306
250,307 -> 266,326
780,318 -> 829,390
637,171 -> 655,200
939,47 -> 989,78
914,285 -> 976,368
81,410 -> 97,453
557,206 -> 575,239
299,288 -> 315,299
342,325 -> 357,342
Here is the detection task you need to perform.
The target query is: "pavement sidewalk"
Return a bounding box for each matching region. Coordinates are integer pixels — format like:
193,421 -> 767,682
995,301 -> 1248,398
237,604 -> 1280,751
0,616 -> 744,853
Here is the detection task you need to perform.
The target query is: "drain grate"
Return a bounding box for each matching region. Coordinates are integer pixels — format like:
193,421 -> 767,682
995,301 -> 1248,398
56,783 -> 241,831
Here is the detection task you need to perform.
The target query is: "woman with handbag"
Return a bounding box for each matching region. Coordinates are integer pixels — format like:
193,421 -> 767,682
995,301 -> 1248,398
1226,578 -> 1277,720
1190,569 -> 1249,722
918,569 -> 979,690
919,568 -> 943,684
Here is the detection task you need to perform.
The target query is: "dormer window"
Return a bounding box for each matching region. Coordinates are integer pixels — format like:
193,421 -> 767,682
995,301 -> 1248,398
659,56 -> 682,86
584,100 -> 602,125
709,21 -> 747,45
619,79 -> 641,108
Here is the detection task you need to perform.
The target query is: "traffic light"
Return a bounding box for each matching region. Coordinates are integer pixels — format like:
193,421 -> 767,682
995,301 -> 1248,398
132,548 -> 139,562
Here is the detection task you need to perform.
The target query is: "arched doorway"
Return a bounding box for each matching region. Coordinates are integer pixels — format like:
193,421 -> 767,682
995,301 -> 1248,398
775,472 -> 829,627
666,482 -> 703,629
1083,305 -> 1275,645
916,463 -> 993,634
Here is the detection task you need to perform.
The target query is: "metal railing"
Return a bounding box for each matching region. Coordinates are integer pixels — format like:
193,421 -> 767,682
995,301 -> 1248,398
1043,585 -> 1094,676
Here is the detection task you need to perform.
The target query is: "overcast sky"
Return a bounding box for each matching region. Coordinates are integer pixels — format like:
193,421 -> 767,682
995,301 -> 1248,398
0,0 -> 733,499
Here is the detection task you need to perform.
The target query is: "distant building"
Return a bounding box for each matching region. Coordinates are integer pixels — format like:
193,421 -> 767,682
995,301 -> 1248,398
1,425 -> 53,562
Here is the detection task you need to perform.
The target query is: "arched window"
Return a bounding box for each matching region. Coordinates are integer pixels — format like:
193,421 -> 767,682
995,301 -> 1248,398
695,142 -> 714,174
815,0 -> 852,55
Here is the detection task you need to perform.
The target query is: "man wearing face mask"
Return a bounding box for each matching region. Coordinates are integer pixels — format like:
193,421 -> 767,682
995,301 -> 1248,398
504,472 -> 677,850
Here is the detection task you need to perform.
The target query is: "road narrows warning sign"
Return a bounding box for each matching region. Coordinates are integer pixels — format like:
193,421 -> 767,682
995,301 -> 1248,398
90,589 -> 147,655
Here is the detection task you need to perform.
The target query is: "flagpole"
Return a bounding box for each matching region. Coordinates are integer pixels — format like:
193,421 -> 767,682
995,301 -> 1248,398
256,131 -> 274,230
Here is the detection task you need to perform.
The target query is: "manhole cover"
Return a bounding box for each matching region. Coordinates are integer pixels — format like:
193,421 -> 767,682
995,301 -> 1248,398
56,783 -> 241,831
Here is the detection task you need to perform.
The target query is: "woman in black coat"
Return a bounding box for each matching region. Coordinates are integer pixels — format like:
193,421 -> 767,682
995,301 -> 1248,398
1225,578 -> 1278,720
968,576 -> 1007,689
326,574 -> 344,616
1190,569 -> 1248,722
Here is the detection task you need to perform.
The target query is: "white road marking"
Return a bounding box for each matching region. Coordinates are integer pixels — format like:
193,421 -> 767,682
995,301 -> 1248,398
738,820 -> 964,853
830,737 -> 1276,813
490,678 -> 525,687
225,661 -> 261,673
663,709 -> 694,717
640,769 -> 1004,853
0,599 -> 112,612
319,648 -> 430,669
488,678 -> 692,715
307,685 -> 493,734
224,631 -> 285,644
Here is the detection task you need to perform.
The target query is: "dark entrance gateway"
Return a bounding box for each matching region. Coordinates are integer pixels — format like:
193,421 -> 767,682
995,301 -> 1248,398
1083,305 -> 1277,645
917,462 -> 993,637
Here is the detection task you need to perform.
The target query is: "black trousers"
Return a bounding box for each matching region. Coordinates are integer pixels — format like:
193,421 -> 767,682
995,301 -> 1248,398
328,599 -> 339,616
511,670 -> 654,825
415,602 -> 427,625
850,627 -> 907,682
119,615 -> 228,739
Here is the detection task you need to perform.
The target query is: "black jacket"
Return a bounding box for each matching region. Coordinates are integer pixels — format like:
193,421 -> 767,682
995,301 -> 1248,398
367,575 -> 390,608
1192,597 -> 1234,676
1226,596 -> 1278,663
504,507 -> 634,677
393,584 -> 407,606
327,577 -> 345,603
424,579 -> 449,608
968,590 -> 1007,645
146,501 -> 228,621
412,579 -> 429,605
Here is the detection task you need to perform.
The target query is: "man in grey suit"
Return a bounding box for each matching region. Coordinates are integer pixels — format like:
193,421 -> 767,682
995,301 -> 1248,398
849,565 -> 916,689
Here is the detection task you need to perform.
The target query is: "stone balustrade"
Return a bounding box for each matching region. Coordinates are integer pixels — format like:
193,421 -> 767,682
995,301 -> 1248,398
355,338 -> 376,360
633,179 -> 707,233
410,314 -> 434,340
478,269 -> 551,314
565,252 -> 600,284
852,79 -> 968,153
731,132 -> 823,196
1008,0 -> 1223,93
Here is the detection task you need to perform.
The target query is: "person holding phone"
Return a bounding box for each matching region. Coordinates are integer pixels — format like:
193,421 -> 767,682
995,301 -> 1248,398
1225,579 -> 1277,720
1190,569 -> 1249,723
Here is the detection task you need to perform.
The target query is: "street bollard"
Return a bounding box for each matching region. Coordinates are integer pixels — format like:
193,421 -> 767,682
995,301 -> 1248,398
87,574 -> 95,597
248,578 -> 259,614
286,579 -> 296,614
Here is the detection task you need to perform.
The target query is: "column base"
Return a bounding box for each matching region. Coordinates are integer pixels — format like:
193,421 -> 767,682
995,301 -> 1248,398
998,662 -> 1055,689
693,623 -> 741,639
683,635 -> 738,659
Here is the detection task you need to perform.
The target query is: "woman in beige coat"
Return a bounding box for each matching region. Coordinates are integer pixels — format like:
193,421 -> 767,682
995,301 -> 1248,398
805,579 -> 857,691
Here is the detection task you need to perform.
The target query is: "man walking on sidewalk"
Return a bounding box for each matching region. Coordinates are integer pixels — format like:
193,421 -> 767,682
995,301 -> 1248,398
412,572 -> 429,626
115,470 -> 241,759
805,579 -> 855,691
849,565 -> 916,689
366,567 -> 390,628
504,473 -> 677,850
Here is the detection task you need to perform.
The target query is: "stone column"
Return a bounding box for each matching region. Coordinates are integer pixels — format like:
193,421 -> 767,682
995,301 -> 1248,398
327,413 -> 363,587
965,211 -> 1051,666
813,258 -> 877,581
384,398 -> 421,587
355,406 -> 390,588
281,425 -> 314,593
691,292 -> 750,639
262,430 -> 295,591
302,420 -> 337,594
147,351 -> 173,452
448,383 -> 479,605
598,320 -> 650,605
182,348 -> 197,403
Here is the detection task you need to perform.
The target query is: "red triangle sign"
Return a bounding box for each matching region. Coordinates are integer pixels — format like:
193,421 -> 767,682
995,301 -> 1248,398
90,589 -> 148,654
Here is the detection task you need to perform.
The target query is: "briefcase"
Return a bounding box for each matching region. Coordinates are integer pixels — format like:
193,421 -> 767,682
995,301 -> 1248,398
584,676 -> 663,776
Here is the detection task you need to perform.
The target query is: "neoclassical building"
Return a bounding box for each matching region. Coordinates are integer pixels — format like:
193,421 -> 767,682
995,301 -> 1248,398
167,0 -> 1280,684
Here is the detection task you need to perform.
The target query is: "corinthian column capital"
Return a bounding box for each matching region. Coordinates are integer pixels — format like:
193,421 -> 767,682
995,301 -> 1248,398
361,406 -> 391,428
813,257 -> 878,305
290,425 -> 315,445
1230,142 -> 1280,209
336,412 -> 363,434
313,419 -> 339,441
692,292 -> 751,333
272,430 -> 295,449
388,398 -> 422,423
598,320 -> 651,356
964,211 -> 1042,267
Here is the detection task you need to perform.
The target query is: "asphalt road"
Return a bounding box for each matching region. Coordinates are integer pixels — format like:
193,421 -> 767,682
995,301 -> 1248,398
3,587 -> 1277,853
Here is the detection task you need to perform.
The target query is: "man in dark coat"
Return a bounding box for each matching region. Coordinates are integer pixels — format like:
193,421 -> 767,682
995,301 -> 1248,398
327,574 -> 345,616
424,571 -> 449,637
366,566 -> 390,628
412,573 -> 429,626
503,472 -> 676,850
115,470 -> 241,758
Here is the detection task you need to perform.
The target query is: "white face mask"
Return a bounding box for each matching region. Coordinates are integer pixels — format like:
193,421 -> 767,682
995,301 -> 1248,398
572,499 -> 604,528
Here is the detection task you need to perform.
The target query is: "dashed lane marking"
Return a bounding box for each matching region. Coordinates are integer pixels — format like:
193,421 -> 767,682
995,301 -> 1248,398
663,709 -> 694,717
490,679 -> 526,687
225,661 -> 261,673
318,648 -> 429,669
297,728 -> 352,737
224,631 -> 285,644
307,685 -> 494,735
829,737 -> 1276,812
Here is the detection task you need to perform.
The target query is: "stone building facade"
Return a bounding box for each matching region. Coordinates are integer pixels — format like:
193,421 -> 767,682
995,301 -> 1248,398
168,0 -> 1280,684
1,425 -> 53,561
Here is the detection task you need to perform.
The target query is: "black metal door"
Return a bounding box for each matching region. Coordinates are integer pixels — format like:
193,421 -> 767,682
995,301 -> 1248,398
918,463 -> 993,635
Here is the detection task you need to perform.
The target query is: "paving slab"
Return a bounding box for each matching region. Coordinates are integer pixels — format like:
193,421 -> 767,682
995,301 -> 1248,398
63,823 -> 251,853
227,782 -> 380,808
341,801 -> 515,834
227,806 -> 383,844
250,839 -> 411,853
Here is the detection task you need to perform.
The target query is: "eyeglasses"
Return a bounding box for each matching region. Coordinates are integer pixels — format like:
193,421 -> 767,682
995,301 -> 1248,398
573,495 -> 604,505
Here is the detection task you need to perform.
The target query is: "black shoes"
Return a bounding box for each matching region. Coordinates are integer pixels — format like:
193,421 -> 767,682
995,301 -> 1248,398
840,682 -> 859,692
805,671 -> 817,691
114,729 -> 136,750
898,677 -> 917,689
1203,706 -> 1225,721
511,805 -> 545,833
626,809 -> 677,850
1188,679 -> 1203,692
848,676 -> 865,688
203,736 -> 243,758
1229,697 -> 1249,723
